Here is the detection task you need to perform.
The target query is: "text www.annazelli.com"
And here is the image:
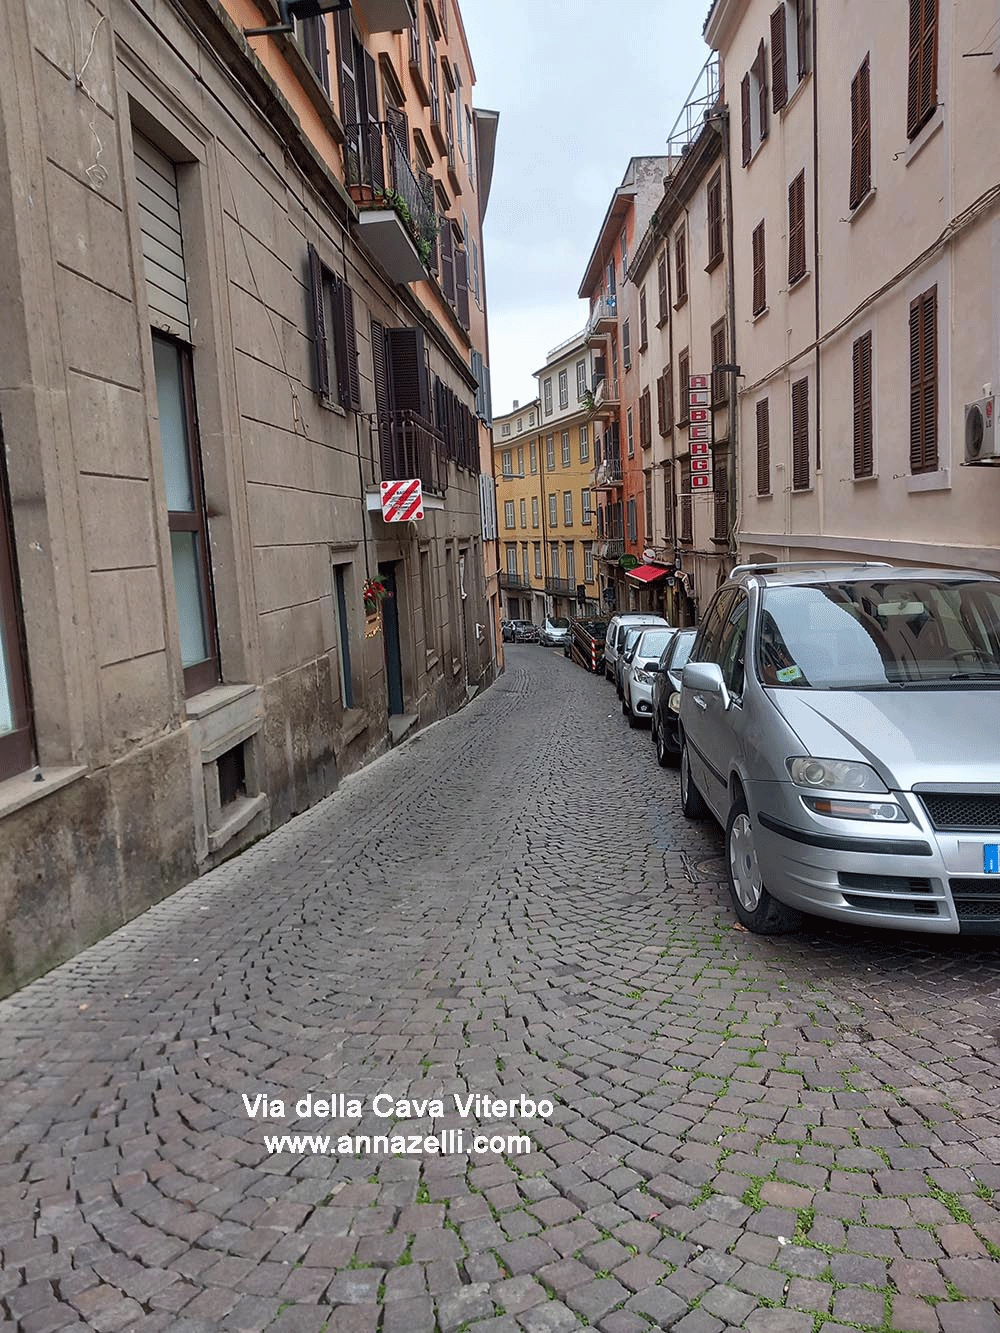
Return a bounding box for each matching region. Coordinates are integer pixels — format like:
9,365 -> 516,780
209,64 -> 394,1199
263,1129 -> 532,1157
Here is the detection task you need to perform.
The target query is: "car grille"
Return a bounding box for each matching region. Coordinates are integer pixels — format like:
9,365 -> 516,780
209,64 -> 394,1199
837,872 -> 939,915
918,792 -> 1000,831
949,879 -> 1000,923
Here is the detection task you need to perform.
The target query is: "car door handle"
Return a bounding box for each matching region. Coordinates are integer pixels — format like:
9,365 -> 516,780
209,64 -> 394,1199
693,694 -> 707,710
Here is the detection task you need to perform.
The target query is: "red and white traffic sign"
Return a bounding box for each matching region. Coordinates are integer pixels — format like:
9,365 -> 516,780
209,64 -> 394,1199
380,478 -> 424,522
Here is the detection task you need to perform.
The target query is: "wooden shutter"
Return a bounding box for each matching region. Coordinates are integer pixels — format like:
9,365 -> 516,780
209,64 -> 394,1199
387,326 -> 429,420
639,287 -> 647,348
908,0 -> 938,139
307,243 -> 330,399
796,0 -> 809,78
788,171 -> 806,283
440,220 -> 454,302
711,322 -> 726,404
852,331 -> 873,478
334,10 -> 359,128
707,173 -> 722,266
622,318 -> 631,368
771,6 -> 788,112
327,271 -> 351,408
757,40 -> 769,141
678,349 -> 690,424
752,220 -> 766,316
850,56 -> 871,210
664,365 -> 673,432
455,247 -> 470,328
134,133 -> 191,341
342,284 -> 361,409
370,317 -> 392,471
675,229 -> 687,304
657,250 -> 668,320
791,377 -> 809,489
909,287 -> 938,473
361,49 -> 384,191
656,373 -> 665,434
741,73 -> 752,166
756,398 -> 770,494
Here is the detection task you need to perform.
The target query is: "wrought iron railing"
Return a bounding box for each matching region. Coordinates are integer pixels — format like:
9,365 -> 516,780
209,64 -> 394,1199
586,295 -> 618,335
601,538 -> 625,560
595,454 -> 623,486
546,577 -> 576,596
343,122 -> 439,258
379,410 -> 446,496
499,572 -> 532,592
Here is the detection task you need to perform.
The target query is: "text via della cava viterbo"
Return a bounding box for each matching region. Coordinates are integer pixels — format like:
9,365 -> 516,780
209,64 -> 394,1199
242,1091 -> 554,1121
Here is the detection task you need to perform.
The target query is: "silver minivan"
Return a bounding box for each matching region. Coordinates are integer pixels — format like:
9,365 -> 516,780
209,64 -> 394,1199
678,562 -> 1000,936
604,613 -> 667,685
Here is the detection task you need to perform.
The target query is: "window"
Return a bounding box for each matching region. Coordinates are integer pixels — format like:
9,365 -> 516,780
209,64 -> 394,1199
607,256 -> 617,297
333,564 -> 355,708
850,56 -> 872,210
501,422 -> 510,437
152,335 -> 220,695
0,440 -> 32,780
752,220 -> 767,316
756,398 -> 771,495
853,331 -> 874,478
522,542 -> 530,584
517,417 -> 523,433
622,318 -> 631,370
910,285 -> 938,474
638,287 -> 648,350
680,461 -> 692,542
546,435 -> 555,470
658,366 -> 674,434
711,321 -> 727,405
791,376 -> 810,490
505,543 -> 517,577
627,406 -> 634,458
576,360 -> 587,400
308,244 -> 362,411
713,451 -> 729,540
543,378 -> 553,415
627,497 -> 637,544
563,491 -> 573,525
558,369 -> 568,409
298,15 -> 330,91
561,431 -> 571,466
771,2 -> 810,113
466,107 -> 474,186
501,449 -> 513,476
530,442 -> 537,474
565,543 -> 576,584
663,466 -> 675,544
644,473 -> 653,543
548,493 -> 558,526
550,543 -> 560,578
532,496 -> 539,527
788,171 -> 806,284
741,38 -> 770,165
639,387 -> 651,450
706,171 -> 724,270
908,0 -> 938,139
534,543 -> 542,577
581,488 -> 592,523
657,248 -> 669,323
584,543 -> 595,583
675,227 -> 688,305
579,425 -> 589,462
677,348 -> 690,425
517,446 -> 524,474
771,6 -> 788,111
520,498 -> 527,528
418,551 -> 434,663
504,499 -> 515,528
528,410 -> 535,426
620,230 -> 628,275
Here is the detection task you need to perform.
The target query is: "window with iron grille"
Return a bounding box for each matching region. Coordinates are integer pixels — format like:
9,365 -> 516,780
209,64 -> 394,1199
576,360 -> 587,399
756,397 -> 771,495
579,424 -> 589,462
561,431 -> 570,466
657,248 -> 669,323
675,227 -> 688,305
563,491 -> 573,525
711,321 -> 727,406
548,493 -> 558,526
853,331 -> 874,478
909,286 -> 938,474
504,500 -> 515,528
752,220 -> 766,316
908,0 -> 938,140
639,287 -> 648,350
850,55 -> 872,210
706,171 -> 723,270
558,368 -> 568,408
791,377 -> 810,490
788,171 -> 807,284
622,318 -> 631,370
0,432 -> 32,780
546,435 -> 555,470
677,349 -> 690,426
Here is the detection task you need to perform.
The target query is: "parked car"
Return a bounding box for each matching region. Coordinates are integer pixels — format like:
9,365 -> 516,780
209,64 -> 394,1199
568,618 -> 608,669
615,621 -> 668,698
622,627 -> 678,727
651,628 -> 697,765
678,561 -> 1000,937
604,613 -> 668,685
539,615 -> 571,648
510,619 -> 538,643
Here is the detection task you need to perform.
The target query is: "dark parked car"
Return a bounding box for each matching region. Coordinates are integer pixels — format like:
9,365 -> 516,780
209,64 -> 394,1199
651,628 -> 697,765
511,619 -> 539,643
568,618 -> 608,670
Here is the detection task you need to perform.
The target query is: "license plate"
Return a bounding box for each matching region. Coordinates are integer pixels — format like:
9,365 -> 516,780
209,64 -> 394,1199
986,845 -> 1000,874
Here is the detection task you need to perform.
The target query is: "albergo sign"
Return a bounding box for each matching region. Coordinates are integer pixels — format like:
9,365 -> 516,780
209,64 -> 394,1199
688,374 -> 712,490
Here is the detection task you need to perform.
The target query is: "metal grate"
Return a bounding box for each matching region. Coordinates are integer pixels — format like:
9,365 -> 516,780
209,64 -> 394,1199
839,873 -> 938,915
919,793 -> 1000,831
839,873 -> 934,894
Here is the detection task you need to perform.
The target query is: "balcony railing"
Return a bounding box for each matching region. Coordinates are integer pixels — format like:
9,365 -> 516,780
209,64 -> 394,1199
379,410 -> 446,496
343,121 -> 439,257
546,577 -> 576,596
601,538 -> 625,560
594,377 -> 620,413
500,572 -> 532,592
594,455 -> 623,487
586,295 -> 618,341
667,52 -> 722,155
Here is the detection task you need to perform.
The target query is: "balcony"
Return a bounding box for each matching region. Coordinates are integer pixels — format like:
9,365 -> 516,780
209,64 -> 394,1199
600,538 -> 625,561
586,295 -> 618,344
344,122 -> 438,284
546,577 -> 577,596
353,0 -> 415,33
379,410 -> 446,496
594,455 -> 623,488
593,376 -> 620,418
500,572 -> 532,593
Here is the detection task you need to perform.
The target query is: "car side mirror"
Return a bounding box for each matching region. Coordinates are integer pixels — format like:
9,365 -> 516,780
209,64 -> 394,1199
682,661 -> 731,709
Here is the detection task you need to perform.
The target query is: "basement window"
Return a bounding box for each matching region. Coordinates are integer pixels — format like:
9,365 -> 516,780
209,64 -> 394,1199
217,743 -> 247,809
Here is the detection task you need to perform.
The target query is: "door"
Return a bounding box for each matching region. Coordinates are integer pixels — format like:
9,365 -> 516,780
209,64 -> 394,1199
379,562 -> 404,716
684,587 -> 736,802
698,593 -> 749,816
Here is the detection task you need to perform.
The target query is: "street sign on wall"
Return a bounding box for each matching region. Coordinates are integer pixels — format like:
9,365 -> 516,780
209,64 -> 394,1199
380,478 -> 424,521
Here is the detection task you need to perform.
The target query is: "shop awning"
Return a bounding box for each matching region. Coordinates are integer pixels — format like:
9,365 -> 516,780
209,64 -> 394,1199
625,563 -> 671,585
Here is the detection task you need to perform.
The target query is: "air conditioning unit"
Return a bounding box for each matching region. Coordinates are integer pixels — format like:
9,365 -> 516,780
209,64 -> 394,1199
964,396 -> 998,464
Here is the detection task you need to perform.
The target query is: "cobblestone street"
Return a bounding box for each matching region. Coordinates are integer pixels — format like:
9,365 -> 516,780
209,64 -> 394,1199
3,646 -> 1000,1333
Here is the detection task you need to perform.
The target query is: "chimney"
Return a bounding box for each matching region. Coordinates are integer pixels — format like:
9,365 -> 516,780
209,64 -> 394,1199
513,400 -> 519,409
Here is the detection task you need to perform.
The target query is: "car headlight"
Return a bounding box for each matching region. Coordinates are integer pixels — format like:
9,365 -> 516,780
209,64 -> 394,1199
801,794 -> 909,823
633,670 -> 653,686
669,691 -> 681,712
787,757 -> 888,793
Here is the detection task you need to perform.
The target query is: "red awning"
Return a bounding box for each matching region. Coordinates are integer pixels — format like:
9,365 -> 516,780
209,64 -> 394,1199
626,563 -> 670,585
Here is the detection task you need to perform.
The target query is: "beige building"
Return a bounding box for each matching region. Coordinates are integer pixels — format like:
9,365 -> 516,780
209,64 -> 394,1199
0,0 -> 499,993
706,0 -> 1000,573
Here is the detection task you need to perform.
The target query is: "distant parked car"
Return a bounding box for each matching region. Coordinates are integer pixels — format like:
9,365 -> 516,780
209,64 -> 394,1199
615,621 -> 668,698
651,628 -> 697,765
604,614 -> 668,688
539,616 -> 571,648
568,618 -> 609,669
622,627 -> 678,727
512,619 -> 539,643
501,619 -> 515,642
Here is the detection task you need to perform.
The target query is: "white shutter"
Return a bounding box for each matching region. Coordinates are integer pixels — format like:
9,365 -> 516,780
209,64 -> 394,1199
133,134 -> 191,341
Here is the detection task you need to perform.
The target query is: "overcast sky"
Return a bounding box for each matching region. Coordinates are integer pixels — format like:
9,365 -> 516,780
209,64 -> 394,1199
459,0 -> 712,416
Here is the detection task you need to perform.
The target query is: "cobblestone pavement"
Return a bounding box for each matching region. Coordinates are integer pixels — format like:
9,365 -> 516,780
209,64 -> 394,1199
3,646 -> 1000,1333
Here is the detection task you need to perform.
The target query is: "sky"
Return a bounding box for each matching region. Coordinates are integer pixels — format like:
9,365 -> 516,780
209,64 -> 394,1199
459,0 -> 712,417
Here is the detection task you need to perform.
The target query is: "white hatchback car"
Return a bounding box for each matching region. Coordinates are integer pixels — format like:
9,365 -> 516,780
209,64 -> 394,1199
604,613 -> 667,685
622,626 -> 678,726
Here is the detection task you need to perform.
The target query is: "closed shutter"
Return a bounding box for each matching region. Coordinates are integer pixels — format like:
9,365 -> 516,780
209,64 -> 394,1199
657,250 -> 668,321
385,104 -> 409,153
622,318 -> 631,368
370,317 -> 393,472
307,243 -> 330,399
483,362 -> 493,426
909,286 -> 938,473
656,374 -> 665,434
756,40 -> 769,140
362,49 -> 384,191
741,73 -> 752,166
756,398 -> 770,495
134,134 -> 190,341
334,10 -> 359,128
771,6 -> 788,112
455,247 -> 470,328
707,172 -> 723,266
639,287 -> 647,348
852,331 -> 873,478
752,220 -> 766,316
440,220 -> 455,302
788,171 -> 806,283
675,229 -> 687,303
342,284 -> 361,409
791,377 -> 809,490
664,366 -> 673,432
470,349 -> 484,418
386,326 -> 430,420
711,322 -> 726,404
908,0 -> 938,139
850,56 -> 871,209
678,350 -> 690,424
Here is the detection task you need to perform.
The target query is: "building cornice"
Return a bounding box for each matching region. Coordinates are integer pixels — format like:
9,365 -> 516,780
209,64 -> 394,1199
704,0 -> 746,50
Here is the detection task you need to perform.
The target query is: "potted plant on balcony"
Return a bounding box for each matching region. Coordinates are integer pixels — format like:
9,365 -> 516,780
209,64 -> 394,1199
363,575 -> 392,637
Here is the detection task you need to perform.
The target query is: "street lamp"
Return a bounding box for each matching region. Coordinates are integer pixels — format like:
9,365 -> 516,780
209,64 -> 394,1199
244,0 -> 351,38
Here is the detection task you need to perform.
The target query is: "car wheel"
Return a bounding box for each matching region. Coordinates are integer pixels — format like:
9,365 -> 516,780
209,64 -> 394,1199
726,793 -> 801,934
627,693 -> 639,728
680,742 -> 708,819
621,691 -> 629,716
655,718 -> 671,767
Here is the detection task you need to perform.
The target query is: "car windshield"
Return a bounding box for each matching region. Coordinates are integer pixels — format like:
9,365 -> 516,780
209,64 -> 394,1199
548,617 -> 569,628
664,630 -> 696,672
757,579 -> 1000,689
635,629 -> 674,666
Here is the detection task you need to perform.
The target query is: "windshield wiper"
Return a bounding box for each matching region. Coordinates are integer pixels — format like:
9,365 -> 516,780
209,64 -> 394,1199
949,671 -> 1000,681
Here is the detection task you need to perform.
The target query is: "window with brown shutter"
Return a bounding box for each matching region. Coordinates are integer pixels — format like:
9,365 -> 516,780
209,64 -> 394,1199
908,0 -> 938,140
663,365 -> 673,432
678,348 -> 690,426
771,6 -> 788,112
791,377 -> 810,490
711,321 -> 727,405
755,40 -> 769,141
788,171 -> 806,284
675,228 -> 688,306
455,247 -> 470,329
439,219 -> 454,302
663,467 -> 675,544
852,331 -> 874,478
909,286 -> 938,473
752,220 -> 767,316
308,243 -> 360,411
639,287 -> 648,350
300,16 -> 330,92
706,171 -> 723,270
639,387 -> 651,449
387,326 -> 430,421
741,72 -> 752,166
850,56 -> 871,210
622,318 -> 631,370
756,398 -> 770,495
334,10 -> 360,126
656,248 -> 669,323
796,0 -> 809,78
